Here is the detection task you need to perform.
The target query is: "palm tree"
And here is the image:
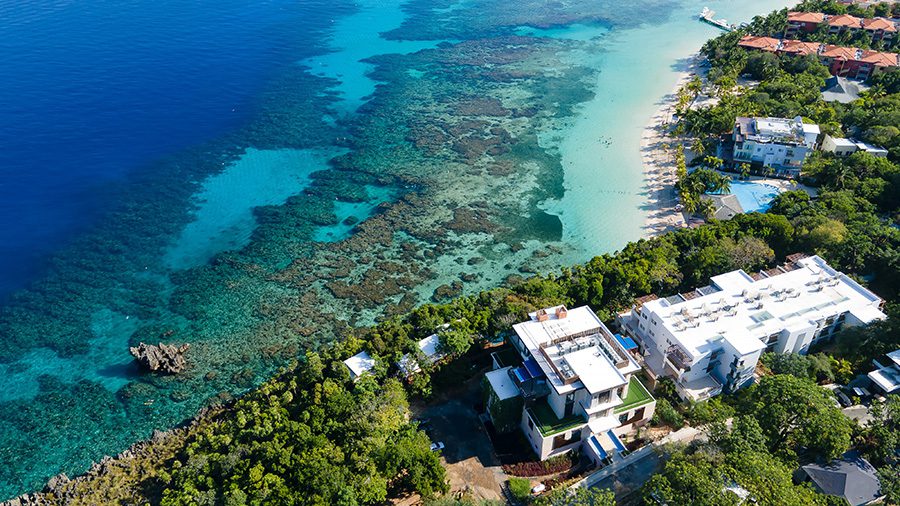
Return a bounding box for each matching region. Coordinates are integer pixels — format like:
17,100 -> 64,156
692,138 -> 707,158
716,174 -> 732,194
703,155 -> 724,169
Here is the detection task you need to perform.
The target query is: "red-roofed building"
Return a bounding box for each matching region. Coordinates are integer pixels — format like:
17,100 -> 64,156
857,50 -> 900,79
784,12 -> 898,43
861,17 -> 897,41
820,44 -> 865,77
780,40 -> 822,57
737,35 -> 781,53
737,34 -> 899,80
787,11 -> 826,35
819,45 -> 898,79
828,13 -> 864,34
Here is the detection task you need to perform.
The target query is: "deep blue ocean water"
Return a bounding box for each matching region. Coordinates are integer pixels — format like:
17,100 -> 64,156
0,0 -> 329,299
0,0 -> 798,498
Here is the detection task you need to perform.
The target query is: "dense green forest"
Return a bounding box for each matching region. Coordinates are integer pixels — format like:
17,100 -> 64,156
34,4 -> 900,506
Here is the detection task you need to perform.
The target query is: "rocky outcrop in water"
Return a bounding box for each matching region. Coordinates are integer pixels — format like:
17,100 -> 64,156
129,342 -> 190,374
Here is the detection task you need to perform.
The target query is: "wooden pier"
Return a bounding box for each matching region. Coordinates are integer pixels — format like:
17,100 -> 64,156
699,7 -> 736,32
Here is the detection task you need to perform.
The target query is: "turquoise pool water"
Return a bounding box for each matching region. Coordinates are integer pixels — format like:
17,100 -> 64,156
728,180 -> 782,213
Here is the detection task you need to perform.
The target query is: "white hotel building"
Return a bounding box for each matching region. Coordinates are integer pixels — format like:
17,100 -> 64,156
732,116 -> 820,176
485,305 -> 655,464
618,255 -> 885,401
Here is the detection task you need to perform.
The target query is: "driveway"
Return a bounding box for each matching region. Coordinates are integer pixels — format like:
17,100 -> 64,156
413,378 -> 506,501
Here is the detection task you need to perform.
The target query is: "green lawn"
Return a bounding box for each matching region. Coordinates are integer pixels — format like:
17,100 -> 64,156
528,401 -> 585,436
614,376 -> 654,414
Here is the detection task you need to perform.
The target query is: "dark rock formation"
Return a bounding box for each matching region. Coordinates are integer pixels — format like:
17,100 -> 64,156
129,342 -> 190,374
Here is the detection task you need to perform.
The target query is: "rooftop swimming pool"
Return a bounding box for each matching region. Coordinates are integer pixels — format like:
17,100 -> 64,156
726,180 -> 782,213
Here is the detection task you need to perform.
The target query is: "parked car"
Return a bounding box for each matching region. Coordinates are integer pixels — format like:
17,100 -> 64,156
430,441 -> 445,452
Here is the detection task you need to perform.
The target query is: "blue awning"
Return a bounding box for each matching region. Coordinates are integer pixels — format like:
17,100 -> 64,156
523,358 -> 545,379
615,333 -> 638,351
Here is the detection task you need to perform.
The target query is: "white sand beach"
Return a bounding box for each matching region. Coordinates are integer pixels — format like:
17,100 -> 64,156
640,57 -> 700,237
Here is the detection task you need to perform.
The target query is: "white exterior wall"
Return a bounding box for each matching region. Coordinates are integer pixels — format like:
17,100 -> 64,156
521,408 -> 584,460
547,388 -> 567,419
821,135 -> 858,156
622,256 -> 885,399
734,139 -> 810,169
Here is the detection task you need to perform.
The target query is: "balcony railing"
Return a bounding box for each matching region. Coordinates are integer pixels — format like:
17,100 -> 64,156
665,344 -> 692,371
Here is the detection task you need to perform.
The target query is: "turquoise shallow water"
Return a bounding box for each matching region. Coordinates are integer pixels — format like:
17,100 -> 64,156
539,0 -> 798,262
0,0 -> 797,498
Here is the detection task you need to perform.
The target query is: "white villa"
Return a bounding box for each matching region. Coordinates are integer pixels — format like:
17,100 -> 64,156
397,333 -> 446,376
484,305 -> 655,465
343,350 -> 376,381
868,349 -> 900,395
618,255 -> 886,401
732,116 -> 820,176
820,134 -> 889,158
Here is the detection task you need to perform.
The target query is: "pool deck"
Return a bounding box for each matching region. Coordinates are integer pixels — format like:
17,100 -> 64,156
717,172 -> 818,198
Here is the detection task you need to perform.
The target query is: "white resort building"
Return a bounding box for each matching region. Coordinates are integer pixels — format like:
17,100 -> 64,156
732,116 -> 820,176
618,254 -> 886,401
868,349 -> 900,395
820,134 -> 889,158
484,305 -> 655,466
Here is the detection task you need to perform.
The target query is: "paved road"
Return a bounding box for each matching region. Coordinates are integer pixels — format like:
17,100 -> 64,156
575,424 -> 715,500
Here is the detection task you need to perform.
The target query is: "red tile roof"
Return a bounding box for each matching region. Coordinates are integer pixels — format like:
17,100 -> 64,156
788,11 -> 825,24
859,50 -> 899,67
738,35 -> 781,52
820,44 -> 859,61
780,40 -> 822,56
861,17 -> 897,32
829,14 -> 863,28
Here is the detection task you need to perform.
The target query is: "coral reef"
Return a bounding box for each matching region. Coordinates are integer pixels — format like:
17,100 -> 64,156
0,0 -> 686,498
129,343 -> 190,374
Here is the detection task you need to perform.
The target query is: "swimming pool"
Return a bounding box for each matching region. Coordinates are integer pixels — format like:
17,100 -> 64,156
724,180 -> 782,213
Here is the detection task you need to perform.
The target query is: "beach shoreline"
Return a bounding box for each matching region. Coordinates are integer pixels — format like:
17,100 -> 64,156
640,55 -> 702,238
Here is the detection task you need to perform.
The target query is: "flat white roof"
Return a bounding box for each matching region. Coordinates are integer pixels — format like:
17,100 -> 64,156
344,351 -> 375,378
869,349 -> 900,393
802,123 -> 821,135
513,305 -> 639,395
565,347 -> 627,394
849,305 -> 889,325
856,141 -> 889,153
641,255 -> 885,358
486,366 -> 520,400
830,136 -> 858,147
756,117 -> 797,135
889,349 -> 900,367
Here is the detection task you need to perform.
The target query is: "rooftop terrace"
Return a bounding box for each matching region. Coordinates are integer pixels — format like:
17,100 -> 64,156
528,400 -> 585,436
640,255 -> 885,358
513,306 -> 639,395
613,376 -> 654,414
